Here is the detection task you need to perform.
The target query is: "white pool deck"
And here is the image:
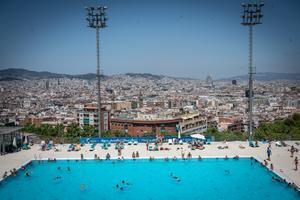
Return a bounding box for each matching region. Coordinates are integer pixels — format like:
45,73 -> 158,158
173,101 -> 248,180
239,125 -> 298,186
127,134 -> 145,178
1,141 -> 300,187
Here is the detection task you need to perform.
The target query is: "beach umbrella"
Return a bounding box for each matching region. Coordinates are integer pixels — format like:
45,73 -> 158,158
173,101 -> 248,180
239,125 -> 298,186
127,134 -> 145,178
13,137 -> 17,147
190,133 -> 205,140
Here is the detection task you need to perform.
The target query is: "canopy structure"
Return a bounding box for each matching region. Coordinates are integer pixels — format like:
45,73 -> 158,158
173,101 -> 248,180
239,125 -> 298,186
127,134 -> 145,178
190,133 -> 205,140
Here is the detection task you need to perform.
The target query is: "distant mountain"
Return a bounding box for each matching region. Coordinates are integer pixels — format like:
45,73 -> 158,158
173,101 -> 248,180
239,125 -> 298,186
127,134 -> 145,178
0,68 -> 299,82
0,68 -> 104,81
124,73 -> 199,80
125,73 -> 164,80
220,72 -> 300,81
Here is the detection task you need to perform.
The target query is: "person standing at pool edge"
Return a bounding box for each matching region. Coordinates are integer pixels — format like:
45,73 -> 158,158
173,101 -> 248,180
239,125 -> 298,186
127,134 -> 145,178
294,157 -> 298,171
267,147 -> 272,161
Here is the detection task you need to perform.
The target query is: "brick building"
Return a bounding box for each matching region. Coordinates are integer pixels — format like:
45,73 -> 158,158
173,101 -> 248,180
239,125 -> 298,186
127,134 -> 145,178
110,118 -> 180,137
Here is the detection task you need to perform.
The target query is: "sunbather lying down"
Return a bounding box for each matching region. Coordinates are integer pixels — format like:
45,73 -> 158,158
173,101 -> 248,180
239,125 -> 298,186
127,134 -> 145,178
159,147 -> 170,150
191,146 -> 205,150
217,145 -> 228,149
239,145 -> 245,149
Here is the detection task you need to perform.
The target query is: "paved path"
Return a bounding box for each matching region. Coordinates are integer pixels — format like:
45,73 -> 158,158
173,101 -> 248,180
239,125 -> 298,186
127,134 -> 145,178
1,141 -> 300,187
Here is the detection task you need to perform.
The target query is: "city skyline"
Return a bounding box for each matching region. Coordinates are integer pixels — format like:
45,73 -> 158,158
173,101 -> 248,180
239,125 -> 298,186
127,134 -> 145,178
0,0 -> 300,79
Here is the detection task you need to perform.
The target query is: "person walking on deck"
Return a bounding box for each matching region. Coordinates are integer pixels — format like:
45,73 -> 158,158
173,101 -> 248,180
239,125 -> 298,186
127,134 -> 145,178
294,157 -> 298,171
267,147 -> 272,161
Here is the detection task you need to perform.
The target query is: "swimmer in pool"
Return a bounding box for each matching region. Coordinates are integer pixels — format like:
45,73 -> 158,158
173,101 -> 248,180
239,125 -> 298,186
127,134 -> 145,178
53,176 -> 61,180
80,184 -> 85,191
122,180 -> 131,185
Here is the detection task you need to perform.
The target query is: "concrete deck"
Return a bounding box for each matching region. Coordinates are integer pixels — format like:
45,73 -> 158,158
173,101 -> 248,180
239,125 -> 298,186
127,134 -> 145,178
1,141 -> 300,187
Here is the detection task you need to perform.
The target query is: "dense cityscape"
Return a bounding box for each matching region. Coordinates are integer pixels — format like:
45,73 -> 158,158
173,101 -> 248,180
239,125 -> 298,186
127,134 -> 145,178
1,71 -> 299,138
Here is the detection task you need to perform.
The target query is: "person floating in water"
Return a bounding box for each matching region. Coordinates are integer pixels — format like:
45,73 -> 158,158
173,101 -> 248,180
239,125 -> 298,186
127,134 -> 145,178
272,176 -> 284,183
121,180 -> 131,185
224,170 -> 230,175
25,172 -> 30,177
80,184 -> 86,191
115,181 -> 131,191
170,173 -> 181,182
67,167 -> 71,171
53,176 -> 61,180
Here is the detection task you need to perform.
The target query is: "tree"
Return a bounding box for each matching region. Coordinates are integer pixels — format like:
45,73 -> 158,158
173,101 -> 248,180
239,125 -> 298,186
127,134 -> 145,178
113,129 -> 126,137
82,125 -> 95,137
55,124 -> 65,137
254,113 -> 300,141
40,124 -> 52,136
103,130 -> 114,137
66,123 -> 82,138
23,123 -> 37,133
163,131 -> 178,137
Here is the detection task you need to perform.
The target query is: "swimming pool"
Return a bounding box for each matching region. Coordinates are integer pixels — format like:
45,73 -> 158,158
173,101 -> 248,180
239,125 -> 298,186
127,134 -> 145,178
0,158 -> 299,200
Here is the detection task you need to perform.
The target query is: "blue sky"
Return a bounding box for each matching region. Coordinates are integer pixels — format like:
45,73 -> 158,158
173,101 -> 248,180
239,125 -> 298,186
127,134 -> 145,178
0,0 -> 299,79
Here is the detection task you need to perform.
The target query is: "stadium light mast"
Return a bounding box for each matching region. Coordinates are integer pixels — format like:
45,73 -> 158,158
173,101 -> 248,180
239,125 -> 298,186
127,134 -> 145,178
241,2 -> 264,142
85,6 -> 107,137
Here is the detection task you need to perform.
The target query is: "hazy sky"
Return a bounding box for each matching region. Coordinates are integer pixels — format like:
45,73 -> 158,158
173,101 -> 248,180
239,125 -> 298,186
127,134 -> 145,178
0,0 -> 299,79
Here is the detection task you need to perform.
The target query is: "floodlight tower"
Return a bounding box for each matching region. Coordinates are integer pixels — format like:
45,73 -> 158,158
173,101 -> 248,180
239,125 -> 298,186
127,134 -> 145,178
241,2 -> 264,142
85,6 -> 107,137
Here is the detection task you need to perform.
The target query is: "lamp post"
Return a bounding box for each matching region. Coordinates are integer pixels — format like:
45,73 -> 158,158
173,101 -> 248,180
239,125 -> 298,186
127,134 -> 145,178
241,2 -> 264,142
85,6 -> 107,137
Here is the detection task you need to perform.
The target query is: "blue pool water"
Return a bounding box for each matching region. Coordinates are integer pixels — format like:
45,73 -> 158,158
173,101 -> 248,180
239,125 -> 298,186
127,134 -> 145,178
0,158 -> 299,200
